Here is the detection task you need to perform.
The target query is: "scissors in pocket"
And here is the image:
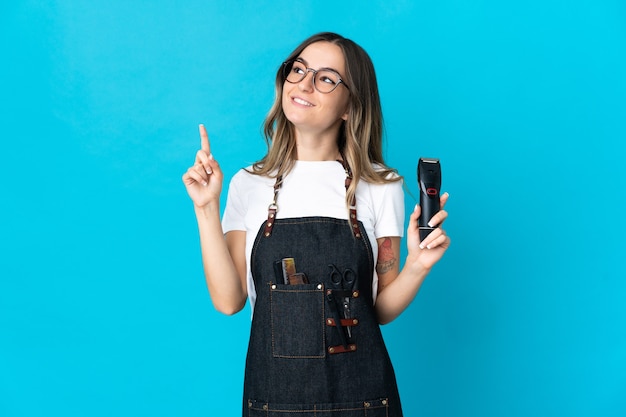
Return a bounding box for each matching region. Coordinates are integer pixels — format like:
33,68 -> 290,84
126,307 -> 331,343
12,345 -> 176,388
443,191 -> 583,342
328,264 -> 357,338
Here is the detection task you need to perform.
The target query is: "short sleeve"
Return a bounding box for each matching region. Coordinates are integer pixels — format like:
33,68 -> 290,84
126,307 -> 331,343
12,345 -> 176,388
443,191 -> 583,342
222,171 -> 246,233
372,178 -> 405,239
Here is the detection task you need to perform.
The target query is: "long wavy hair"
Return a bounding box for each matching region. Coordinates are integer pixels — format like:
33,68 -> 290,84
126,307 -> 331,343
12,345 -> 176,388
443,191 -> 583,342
251,32 -> 401,207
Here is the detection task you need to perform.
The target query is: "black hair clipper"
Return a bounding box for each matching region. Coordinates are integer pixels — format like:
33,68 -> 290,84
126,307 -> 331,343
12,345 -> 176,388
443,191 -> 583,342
418,158 -> 442,241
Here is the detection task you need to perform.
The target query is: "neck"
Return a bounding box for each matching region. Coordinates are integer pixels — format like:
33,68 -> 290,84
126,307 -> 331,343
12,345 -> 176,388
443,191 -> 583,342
293,129 -> 342,161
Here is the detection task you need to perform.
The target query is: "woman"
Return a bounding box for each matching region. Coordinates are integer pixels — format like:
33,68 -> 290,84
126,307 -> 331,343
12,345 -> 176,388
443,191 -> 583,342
183,32 -> 449,417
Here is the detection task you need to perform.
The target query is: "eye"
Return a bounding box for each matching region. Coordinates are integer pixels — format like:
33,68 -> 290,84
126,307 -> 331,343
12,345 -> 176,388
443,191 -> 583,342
318,71 -> 339,85
291,62 -> 306,75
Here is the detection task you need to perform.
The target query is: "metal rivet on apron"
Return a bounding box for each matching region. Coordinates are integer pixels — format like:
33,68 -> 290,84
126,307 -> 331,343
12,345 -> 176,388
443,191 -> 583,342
364,401 -> 371,408
248,401 -> 252,408
352,319 -> 358,325
328,347 -> 335,354
350,345 -> 356,351
264,232 -> 270,237
317,284 -> 323,290
267,222 -> 272,227
326,319 -> 333,325
355,232 -> 361,238
262,404 -> 268,411
382,399 -> 388,406
352,291 -> 359,298
271,284 -> 276,289
269,213 -> 275,218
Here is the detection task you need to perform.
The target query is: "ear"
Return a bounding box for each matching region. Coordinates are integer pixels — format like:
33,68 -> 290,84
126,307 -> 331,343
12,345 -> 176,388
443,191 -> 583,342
341,106 -> 349,121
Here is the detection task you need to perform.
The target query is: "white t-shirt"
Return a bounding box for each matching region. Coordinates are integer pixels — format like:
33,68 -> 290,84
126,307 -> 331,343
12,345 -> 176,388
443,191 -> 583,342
222,160 -> 405,310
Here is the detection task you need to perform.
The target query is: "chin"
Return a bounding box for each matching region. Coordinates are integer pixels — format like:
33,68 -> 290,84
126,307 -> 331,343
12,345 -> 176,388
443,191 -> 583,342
283,107 -> 309,127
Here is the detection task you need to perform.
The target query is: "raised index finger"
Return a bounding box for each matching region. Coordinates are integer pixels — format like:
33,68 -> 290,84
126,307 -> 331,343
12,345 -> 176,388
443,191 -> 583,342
199,124 -> 211,154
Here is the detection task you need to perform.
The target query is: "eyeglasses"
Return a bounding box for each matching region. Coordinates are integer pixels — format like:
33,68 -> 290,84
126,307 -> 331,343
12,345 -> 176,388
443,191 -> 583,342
282,59 -> 348,94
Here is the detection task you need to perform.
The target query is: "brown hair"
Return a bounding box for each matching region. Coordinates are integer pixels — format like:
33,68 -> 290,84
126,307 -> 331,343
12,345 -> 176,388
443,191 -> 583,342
251,32 -> 401,206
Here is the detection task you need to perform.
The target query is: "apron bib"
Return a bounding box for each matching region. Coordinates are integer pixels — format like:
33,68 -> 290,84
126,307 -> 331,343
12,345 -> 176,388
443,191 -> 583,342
241,166 -> 403,416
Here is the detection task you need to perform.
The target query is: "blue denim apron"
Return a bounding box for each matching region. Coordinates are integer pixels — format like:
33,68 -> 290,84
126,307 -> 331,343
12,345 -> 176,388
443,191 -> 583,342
242,168 -> 403,416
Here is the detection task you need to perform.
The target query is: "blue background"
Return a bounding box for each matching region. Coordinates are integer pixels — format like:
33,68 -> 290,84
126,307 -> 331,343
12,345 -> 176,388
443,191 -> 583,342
2,1 -> 625,416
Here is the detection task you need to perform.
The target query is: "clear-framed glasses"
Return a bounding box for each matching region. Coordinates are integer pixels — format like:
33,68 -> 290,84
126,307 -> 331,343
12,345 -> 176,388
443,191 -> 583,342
282,59 -> 348,94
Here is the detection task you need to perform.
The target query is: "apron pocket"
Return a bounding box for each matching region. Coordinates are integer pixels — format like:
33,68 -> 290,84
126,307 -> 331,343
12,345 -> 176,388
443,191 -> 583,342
270,282 -> 325,358
247,398 -> 390,416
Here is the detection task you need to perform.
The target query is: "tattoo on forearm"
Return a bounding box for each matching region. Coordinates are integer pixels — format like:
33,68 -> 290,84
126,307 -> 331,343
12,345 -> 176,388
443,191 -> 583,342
376,237 -> 396,275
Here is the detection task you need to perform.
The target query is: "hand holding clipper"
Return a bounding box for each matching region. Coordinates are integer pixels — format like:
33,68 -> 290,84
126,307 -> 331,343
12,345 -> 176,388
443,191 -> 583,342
418,158 -> 442,242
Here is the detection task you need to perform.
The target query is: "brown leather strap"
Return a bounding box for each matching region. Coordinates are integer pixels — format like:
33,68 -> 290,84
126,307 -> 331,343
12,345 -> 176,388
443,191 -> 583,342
326,317 -> 359,327
328,289 -> 360,298
263,176 -> 281,237
328,344 -> 357,354
338,159 -> 361,239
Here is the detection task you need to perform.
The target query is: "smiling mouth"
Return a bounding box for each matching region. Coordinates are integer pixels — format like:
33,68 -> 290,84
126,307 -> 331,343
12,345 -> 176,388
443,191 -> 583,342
292,97 -> 314,107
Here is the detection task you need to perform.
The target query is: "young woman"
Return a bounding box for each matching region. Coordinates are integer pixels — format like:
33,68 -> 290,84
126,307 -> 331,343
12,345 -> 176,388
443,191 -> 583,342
183,32 -> 450,417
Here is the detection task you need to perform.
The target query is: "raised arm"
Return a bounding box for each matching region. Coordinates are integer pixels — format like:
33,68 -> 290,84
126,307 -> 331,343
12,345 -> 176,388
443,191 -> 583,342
182,124 -> 247,315
374,193 -> 450,324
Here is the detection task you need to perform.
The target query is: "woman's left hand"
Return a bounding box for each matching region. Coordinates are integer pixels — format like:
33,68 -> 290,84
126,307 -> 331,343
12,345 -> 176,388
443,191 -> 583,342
406,192 -> 451,272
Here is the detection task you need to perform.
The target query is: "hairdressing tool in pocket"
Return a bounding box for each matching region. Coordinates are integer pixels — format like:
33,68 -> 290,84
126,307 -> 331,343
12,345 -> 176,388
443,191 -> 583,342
325,291 -> 349,348
418,157 -> 442,241
281,258 -> 296,282
273,260 -> 287,284
328,265 -> 357,338
273,258 -> 309,285
288,272 -> 308,285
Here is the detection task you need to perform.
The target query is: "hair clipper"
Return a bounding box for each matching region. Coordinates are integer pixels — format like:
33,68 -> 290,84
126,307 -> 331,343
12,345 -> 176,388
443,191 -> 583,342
418,158 -> 442,241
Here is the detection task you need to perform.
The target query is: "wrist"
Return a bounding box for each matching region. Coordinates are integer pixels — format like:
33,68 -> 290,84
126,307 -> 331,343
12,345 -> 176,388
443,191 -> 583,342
404,253 -> 431,277
194,200 -> 221,218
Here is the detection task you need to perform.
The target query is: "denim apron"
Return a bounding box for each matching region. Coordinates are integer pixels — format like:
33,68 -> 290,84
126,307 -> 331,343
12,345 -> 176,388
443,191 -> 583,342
242,165 -> 403,417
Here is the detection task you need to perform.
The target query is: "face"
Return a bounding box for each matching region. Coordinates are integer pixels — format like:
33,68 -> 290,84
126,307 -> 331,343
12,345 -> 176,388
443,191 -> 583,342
281,41 -> 351,137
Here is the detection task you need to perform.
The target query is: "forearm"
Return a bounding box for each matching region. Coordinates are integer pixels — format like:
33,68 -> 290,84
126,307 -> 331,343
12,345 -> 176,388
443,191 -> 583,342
374,196 -> 450,324
195,203 -> 247,315
374,258 -> 431,325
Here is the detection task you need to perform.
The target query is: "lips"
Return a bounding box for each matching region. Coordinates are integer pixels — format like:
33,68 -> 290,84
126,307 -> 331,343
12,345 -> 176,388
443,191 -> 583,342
292,96 -> 314,107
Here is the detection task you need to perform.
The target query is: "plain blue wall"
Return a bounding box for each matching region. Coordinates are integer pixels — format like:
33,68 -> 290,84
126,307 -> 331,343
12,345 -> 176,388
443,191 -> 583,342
2,1 -> 625,416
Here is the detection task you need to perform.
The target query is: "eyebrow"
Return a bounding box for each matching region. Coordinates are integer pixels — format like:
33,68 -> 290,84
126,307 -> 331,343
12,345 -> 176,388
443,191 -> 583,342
294,57 -> 343,76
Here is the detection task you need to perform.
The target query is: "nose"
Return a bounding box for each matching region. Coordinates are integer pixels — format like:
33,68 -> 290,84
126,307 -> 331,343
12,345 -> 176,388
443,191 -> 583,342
298,70 -> 315,92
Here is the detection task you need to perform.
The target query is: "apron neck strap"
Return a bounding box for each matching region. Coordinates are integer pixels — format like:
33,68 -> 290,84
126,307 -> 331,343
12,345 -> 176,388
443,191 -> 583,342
263,161 -> 361,239
338,159 -> 361,239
